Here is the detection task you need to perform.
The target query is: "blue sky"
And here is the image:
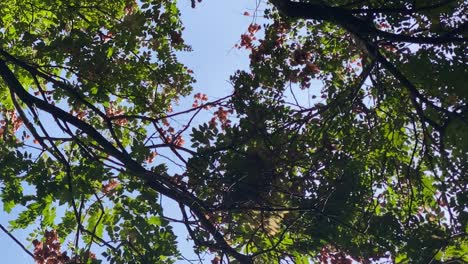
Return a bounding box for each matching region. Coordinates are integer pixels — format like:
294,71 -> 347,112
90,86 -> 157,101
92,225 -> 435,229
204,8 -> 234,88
0,0 -> 259,263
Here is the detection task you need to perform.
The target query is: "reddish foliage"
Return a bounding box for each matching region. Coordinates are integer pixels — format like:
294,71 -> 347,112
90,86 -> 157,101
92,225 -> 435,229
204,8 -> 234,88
124,0 -> 136,15
70,109 -> 87,120
211,256 -> 221,264
0,110 -> 24,139
33,230 -> 70,264
105,101 -> 128,126
33,230 -> 97,264
8,110 -> 23,132
102,179 -> 120,194
0,121 -> 4,138
146,151 -> 158,163
210,107 -> 232,130
247,24 -> 261,35
239,34 -> 255,49
318,247 -> 356,264
306,62 -> 320,74
161,118 -> 170,127
159,118 -> 186,147
192,92 -> 209,108
237,24 -> 261,50
173,135 -> 185,147
377,22 -> 391,29
170,31 -> 184,45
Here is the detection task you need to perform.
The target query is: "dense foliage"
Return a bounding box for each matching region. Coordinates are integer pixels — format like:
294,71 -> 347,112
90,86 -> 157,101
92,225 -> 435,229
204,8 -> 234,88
0,0 -> 466,263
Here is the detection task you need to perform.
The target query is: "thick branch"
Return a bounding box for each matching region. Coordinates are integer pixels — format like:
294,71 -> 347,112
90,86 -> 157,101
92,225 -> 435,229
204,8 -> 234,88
271,0 -> 467,44
347,0 -> 457,15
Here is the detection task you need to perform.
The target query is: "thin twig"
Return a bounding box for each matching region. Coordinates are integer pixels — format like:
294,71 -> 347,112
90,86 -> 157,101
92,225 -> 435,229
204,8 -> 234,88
0,223 -> 35,258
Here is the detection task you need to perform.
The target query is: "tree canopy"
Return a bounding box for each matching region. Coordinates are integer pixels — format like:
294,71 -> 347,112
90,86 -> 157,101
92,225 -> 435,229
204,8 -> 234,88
0,0 -> 466,263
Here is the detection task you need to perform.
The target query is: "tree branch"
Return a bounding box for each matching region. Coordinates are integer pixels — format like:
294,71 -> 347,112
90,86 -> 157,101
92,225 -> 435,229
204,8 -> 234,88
0,223 -> 35,258
271,0 -> 467,44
